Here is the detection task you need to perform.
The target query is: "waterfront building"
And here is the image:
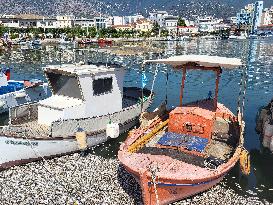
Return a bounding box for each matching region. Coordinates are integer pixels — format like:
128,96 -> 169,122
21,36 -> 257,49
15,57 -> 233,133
251,1 -> 264,33
133,19 -> 153,32
56,15 -> 74,28
124,14 -> 144,25
0,15 -> 19,28
236,1 -> 264,34
177,26 -> 199,35
112,24 -> 134,31
164,15 -> 178,34
112,16 -> 125,26
261,6 -> 273,25
0,14 -> 58,29
94,16 -> 107,29
149,10 -> 169,27
197,16 -> 223,33
73,17 -> 95,28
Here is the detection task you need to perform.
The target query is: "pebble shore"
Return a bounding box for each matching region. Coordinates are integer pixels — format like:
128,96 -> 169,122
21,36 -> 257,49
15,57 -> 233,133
0,151 -> 271,205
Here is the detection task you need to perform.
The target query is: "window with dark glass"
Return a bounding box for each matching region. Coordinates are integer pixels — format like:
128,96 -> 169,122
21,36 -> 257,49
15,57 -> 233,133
46,72 -> 82,99
93,77 -> 113,96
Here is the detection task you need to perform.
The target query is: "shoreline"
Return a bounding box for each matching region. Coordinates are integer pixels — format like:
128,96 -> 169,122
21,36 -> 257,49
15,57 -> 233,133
0,152 -> 270,205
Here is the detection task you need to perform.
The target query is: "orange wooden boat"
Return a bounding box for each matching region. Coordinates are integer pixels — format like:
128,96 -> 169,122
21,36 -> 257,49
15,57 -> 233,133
118,55 -> 249,205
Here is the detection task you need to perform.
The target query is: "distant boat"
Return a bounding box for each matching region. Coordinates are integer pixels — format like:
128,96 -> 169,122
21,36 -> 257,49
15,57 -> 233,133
229,35 -> 246,40
249,34 -> 258,39
0,62 -> 153,169
78,39 -> 97,45
0,67 -> 49,114
118,55 -> 249,205
31,39 -> 42,46
59,37 -> 71,44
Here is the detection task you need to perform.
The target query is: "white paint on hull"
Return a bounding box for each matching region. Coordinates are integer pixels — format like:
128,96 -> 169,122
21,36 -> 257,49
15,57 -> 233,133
0,117 -> 137,168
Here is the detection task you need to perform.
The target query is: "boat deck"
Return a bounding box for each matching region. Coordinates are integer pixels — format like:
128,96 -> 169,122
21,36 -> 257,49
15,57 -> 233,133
0,90 -> 149,139
134,116 -> 238,173
0,121 -> 50,139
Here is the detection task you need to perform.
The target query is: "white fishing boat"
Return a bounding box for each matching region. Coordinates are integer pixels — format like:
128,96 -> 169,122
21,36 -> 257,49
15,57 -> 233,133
0,62 -> 153,169
0,68 -> 49,114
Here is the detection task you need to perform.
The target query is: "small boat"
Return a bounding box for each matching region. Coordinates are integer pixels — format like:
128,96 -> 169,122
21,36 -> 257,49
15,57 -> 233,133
0,62 -> 153,169
31,39 -> 42,46
0,67 -> 49,114
59,38 -> 71,44
78,39 -> 97,45
118,55 -> 249,204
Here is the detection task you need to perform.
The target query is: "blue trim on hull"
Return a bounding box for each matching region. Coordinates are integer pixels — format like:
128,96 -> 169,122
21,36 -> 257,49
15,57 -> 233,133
147,174 -> 225,187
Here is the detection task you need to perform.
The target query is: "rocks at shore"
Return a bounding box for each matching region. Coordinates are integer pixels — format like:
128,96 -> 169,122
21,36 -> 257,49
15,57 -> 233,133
0,152 -> 270,205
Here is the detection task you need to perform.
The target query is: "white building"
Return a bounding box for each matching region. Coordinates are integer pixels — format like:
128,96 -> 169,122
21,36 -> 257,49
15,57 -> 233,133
164,15 -> 178,34
112,16 -> 125,25
56,15 -> 74,28
134,19 -> 153,32
262,6 -> 273,25
0,14 -> 58,29
197,16 -> 223,33
149,11 -> 169,27
124,14 -> 144,25
74,17 -> 95,28
0,15 -> 19,28
94,16 -> 107,29
177,26 -> 199,35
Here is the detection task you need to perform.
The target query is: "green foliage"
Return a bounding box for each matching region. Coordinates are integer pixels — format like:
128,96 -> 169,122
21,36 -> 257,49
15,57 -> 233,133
177,17 -> 186,27
160,29 -> 169,37
151,22 -> 160,36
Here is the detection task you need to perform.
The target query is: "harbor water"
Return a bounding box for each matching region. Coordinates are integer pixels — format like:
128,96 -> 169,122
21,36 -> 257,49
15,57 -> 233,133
1,38 -> 273,202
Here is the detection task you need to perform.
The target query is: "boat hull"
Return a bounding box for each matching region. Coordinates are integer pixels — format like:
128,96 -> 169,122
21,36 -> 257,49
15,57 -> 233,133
118,101 -> 242,204
0,118 -> 136,170
137,170 -> 225,205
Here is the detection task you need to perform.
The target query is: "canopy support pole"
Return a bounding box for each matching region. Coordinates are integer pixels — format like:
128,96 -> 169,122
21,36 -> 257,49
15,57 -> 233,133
180,67 -> 186,107
214,68 -> 221,110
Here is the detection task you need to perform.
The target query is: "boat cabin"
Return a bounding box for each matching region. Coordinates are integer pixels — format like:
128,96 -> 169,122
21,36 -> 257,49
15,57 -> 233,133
38,63 -> 125,125
145,55 -> 242,148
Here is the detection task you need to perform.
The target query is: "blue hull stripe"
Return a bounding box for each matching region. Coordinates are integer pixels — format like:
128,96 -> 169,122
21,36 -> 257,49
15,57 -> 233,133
147,174 -> 225,187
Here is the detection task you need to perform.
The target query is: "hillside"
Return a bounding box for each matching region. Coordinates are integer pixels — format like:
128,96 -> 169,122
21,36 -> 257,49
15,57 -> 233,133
0,0 -> 271,18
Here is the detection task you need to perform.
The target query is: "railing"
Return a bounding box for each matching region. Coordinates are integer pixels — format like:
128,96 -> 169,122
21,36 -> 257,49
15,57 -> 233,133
9,103 -> 39,125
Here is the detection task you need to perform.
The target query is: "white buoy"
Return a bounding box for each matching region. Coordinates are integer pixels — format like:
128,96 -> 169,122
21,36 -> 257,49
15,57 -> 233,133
106,122 -> 119,138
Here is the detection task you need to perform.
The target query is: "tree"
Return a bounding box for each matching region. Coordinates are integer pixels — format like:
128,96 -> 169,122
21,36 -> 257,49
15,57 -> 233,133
177,17 -> 186,27
151,22 -> 160,36
160,29 -> 169,37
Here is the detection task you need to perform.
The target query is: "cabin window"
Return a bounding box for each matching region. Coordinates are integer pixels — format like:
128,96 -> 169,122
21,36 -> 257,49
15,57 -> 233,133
93,77 -> 113,96
46,72 -> 82,99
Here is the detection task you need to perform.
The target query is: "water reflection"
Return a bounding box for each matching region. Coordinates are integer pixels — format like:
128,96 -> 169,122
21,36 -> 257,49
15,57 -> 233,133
0,38 -> 273,201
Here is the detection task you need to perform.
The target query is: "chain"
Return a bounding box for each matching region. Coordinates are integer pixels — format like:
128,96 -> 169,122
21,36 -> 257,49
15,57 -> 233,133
237,64 -> 248,126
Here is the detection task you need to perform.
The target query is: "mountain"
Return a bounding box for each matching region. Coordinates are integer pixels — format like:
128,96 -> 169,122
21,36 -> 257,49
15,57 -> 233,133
0,0 -> 272,18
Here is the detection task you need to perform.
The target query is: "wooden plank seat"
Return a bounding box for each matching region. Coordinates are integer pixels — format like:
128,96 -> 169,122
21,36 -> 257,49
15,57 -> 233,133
157,132 -> 209,153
